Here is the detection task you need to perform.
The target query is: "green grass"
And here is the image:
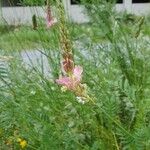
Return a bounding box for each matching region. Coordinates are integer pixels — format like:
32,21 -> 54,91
0,7 -> 150,150
0,19 -> 149,52
0,23 -> 98,52
0,25 -> 58,51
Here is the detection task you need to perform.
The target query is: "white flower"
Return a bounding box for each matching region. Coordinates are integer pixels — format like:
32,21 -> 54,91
76,97 -> 85,104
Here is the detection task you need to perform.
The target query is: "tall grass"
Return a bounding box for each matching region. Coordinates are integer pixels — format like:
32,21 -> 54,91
0,0 -> 150,149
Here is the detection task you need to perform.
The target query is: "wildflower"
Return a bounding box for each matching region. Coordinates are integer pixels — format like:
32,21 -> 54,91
76,96 -> 85,104
56,66 -> 83,91
46,3 -> 57,28
47,17 -> 57,28
56,65 -> 91,103
55,1 -> 93,103
17,138 -> 27,149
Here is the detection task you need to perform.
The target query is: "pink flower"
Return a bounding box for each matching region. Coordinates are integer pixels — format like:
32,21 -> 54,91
46,5 -> 57,28
56,66 -> 83,90
47,18 -> 57,28
73,66 -> 83,81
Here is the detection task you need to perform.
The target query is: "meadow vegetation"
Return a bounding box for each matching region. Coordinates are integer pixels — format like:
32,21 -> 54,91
0,0 -> 150,149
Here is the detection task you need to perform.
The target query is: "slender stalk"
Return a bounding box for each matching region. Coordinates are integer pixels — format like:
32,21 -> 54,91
113,132 -> 120,150
46,0 -> 52,21
56,0 -> 74,74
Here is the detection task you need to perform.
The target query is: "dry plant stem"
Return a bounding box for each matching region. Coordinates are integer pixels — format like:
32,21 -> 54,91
47,0 -> 52,21
56,0 -> 74,74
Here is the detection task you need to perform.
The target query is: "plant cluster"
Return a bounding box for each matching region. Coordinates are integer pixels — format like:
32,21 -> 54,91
0,0 -> 150,149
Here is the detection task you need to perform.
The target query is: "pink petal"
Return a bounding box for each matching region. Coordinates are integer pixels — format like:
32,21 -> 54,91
56,77 -> 71,86
47,18 -> 57,28
47,22 -> 53,28
73,66 -> 83,81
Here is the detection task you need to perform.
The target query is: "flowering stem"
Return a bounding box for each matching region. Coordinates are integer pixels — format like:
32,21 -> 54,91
46,0 -> 52,21
56,0 -> 74,74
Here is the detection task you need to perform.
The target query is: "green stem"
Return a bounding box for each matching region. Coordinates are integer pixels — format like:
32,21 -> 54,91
113,132 -> 120,150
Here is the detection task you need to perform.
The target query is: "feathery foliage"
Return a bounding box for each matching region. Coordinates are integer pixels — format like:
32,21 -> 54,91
0,0 -> 150,149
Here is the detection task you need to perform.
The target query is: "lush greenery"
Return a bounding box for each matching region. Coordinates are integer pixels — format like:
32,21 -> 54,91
0,22 -> 99,51
0,0 -> 150,149
20,0 -> 56,6
0,14 -> 150,52
21,0 -> 45,6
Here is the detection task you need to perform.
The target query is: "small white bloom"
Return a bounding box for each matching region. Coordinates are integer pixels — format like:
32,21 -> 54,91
76,97 -> 85,104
